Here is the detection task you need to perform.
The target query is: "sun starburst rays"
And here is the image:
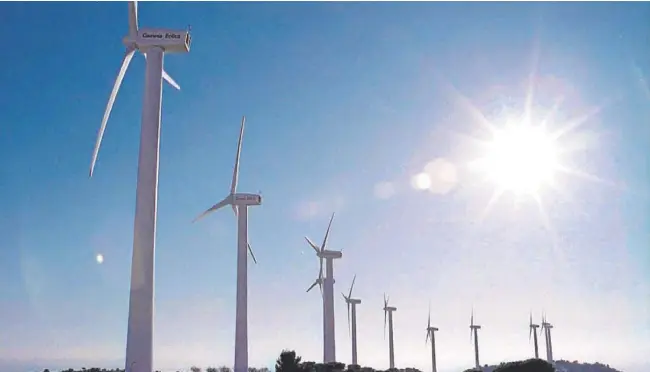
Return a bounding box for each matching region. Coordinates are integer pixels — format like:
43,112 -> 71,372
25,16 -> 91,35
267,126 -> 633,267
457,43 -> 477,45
447,76 -> 612,234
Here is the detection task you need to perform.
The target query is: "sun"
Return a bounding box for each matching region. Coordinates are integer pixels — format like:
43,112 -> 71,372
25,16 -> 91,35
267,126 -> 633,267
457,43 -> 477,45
479,124 -> 559,195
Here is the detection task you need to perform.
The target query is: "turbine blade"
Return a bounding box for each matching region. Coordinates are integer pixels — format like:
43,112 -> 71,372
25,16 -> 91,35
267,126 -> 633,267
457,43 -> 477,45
128,1 -> 138,38
162,69 -> 181,90
89,47 -> 136,177
231,116 -> 245,195
247,242 -> 257,264
305,236 -> 320,253
426,329 -> 430,345
428,301 -> 431,328
142,53 -> 181,90
232,204 -> 239,217
306,279 -> 318,293
193,196 -> 231,222
348,274 -> 356,299
321,212 -> 335,250
318,256 -> 324,281
384,309 -> 387,339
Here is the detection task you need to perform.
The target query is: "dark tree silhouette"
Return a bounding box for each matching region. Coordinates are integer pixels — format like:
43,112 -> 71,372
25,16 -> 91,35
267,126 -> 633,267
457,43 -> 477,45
494,359 -> 555,372
276,349 -> 304,372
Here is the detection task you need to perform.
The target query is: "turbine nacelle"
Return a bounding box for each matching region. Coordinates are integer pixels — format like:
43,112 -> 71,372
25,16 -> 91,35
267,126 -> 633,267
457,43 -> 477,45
233,193 -> 262,206
427,326 -> 439,332
139,29 -> 191,53
320,249 -> 342,259
348,298 -> 362,305
123,28 -> 191,53
384,306 -> 397,312
470,325 -> 482,330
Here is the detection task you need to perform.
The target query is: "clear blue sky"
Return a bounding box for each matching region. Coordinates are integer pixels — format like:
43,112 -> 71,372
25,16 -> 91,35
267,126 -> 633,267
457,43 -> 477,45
1,2 -> 649,372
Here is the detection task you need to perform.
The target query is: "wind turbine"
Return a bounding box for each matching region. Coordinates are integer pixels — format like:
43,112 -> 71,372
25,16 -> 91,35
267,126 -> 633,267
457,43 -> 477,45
383,294 -> 398,370
425,304 -> 439,372
541,314 -> 555,364
529,312 -> 540,359
342,275 -> 361,366
193,116 -> 262,372
469,310 -> 482,371
88,3 -> 190,372
305,213 -> 342,363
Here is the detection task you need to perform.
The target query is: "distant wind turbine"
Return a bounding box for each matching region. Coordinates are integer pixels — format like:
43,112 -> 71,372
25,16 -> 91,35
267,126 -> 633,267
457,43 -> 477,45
529,312 -> 540,359
305,213 -> 342,363
541,314 -> 555,364
469,310 -> 482,370
342,275 -> 362,366
425,304 -> 439,372
193,116 -> 262,372
88,2 -> 190,372
383,294 -> 398,370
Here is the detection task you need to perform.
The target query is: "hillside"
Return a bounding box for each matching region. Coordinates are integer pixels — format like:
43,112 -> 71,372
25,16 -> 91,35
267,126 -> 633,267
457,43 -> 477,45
470,359 -> 625,372
554,360 -> 624,372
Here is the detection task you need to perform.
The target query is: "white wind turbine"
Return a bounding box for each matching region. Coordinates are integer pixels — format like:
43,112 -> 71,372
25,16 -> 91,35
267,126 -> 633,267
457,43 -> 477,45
88,3 -> 190,372
342,275 -> 361,366
529,312 -> 540,359
194,116 -> 262,372
541,314 -> 555,364
469,310 -> 482,370
383,294 -> 398,370
305,213 -> 342,363
425,304 -> 439,372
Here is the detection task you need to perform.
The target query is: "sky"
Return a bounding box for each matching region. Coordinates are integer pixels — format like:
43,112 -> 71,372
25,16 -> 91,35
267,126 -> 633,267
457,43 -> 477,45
1,1 -> 649,372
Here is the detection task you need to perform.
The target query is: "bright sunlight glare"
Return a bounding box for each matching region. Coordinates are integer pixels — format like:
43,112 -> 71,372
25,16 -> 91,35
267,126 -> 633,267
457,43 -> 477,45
479,124 -> 559,195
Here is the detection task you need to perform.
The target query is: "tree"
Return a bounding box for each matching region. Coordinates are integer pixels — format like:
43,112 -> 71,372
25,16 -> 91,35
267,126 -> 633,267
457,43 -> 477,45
276,349 -> 303,372
191,367 -> 203,372
207,368 -> 218,372
219,366 -> 232,372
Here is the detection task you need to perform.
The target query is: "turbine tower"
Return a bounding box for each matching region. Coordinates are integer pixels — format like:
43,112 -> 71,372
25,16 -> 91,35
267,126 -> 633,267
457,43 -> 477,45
383,294 -> 398,370
305,213 -> 342,363
194,116 -> 262,372
469,310 -> 481,371
342,275 -> 361,366
529,312 -> 540,359
541,314 -> 554,364
425,305 -> 439,372
89,3 -> 190,372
